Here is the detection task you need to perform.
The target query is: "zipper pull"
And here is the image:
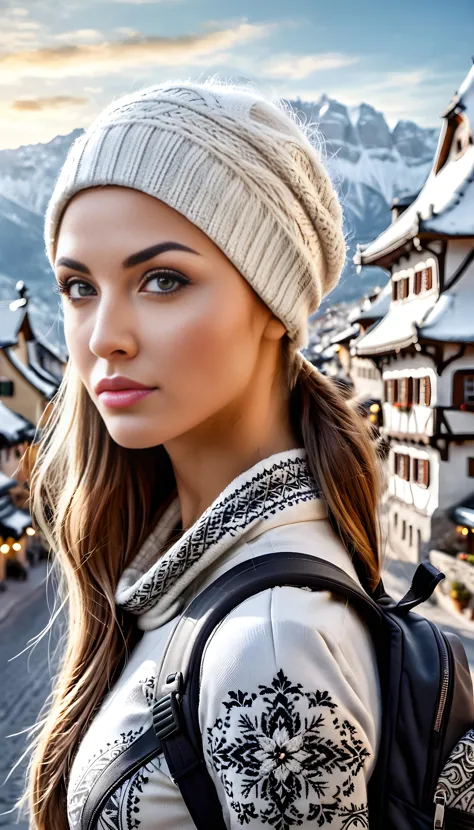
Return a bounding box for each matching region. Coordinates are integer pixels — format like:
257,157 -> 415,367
434,790 -> 446,830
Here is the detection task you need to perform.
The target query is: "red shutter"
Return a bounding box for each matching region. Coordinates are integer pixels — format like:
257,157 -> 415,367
422,267 -> 433,291
423,460 -> 430,487
414,271 -> 422,294
424,376 -> 431,406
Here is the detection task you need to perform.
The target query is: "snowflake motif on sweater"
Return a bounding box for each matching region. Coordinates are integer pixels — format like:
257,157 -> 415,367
206,670 -> 370,829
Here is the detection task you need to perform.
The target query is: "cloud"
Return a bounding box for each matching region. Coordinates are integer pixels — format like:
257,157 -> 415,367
53,29 -> 103,43
11,95 -> 88,110
9,7 -> 29,15
261,52 -> 359,81
0,22 -> 272,80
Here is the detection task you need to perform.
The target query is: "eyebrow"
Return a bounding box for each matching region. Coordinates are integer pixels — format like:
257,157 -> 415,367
55,241 -> 201,274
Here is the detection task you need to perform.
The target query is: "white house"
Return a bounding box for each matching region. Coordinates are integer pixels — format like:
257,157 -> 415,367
354,63 -> 474,563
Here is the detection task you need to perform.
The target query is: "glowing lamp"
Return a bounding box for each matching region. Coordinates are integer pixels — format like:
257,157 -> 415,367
0,544 -> 9,555
12,542 -> 21,551
369,403 -> 380,413
461,528 -> 469,536
26,527 -> 35,536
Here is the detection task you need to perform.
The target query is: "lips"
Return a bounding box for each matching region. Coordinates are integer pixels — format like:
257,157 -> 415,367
94,376 -> 155,395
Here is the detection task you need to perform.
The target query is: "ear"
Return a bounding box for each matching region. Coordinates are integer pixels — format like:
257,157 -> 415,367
262,313 -> 287,342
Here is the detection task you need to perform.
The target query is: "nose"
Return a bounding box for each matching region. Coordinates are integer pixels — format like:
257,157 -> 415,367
88,294 -> 139,360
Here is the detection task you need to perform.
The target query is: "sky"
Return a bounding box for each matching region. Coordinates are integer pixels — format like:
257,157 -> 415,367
1,0 -> 473,150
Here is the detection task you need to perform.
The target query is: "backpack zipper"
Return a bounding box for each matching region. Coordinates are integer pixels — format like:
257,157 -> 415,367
434,791 -> 446,829
434,633 -> 450,732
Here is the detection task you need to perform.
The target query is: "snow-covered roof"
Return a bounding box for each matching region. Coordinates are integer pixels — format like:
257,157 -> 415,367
0,402 -> 36,447
452,495 -> 474,529
348,282 -> 391,324
355,64 -> 474,267
4,346 -> 58,399
330,323 -> 360,345
417,292 -> 474,342
355,281 -> 474,355
0,303 -> 27,348
0,471 -> 18,498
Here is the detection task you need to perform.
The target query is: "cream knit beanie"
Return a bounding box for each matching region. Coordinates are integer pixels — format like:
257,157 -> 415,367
44,80 -> 346,350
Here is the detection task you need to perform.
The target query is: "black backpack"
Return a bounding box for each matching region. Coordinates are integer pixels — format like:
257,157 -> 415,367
81,552 -> 474,830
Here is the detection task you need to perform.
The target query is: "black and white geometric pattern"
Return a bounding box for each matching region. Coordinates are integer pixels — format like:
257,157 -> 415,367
436,727 -> 474,813
206,669 -> 370,829
117,453 -> 320,615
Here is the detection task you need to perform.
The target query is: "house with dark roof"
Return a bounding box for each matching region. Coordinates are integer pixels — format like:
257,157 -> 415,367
0,281 -> 67,425
353,63 -> 474,563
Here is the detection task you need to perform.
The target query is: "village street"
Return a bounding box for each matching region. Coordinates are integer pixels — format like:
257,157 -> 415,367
0,557 -> 473,829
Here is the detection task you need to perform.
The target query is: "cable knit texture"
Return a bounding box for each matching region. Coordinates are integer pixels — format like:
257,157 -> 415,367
44,81 -> 346,349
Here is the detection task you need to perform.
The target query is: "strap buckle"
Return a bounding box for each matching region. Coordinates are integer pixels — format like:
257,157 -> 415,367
152,672 -> 183,740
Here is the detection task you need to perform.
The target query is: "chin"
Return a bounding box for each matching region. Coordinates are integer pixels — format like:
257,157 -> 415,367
103,420 -> 168,450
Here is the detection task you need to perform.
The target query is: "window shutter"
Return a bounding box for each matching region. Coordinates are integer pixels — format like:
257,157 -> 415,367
414,271 -> 422,294
413,458 -> 418,482
423,459 -> 430,487
392,280 -> 398,301
422,267 -> 433,291
424,376 -> 431,406
468,458 -> 474,478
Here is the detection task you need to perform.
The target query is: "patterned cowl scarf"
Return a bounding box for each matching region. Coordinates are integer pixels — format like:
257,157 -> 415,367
115,448 -> 321,625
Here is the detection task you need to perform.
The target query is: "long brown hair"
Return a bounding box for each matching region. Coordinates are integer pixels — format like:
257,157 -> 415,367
17,335 -> 382,829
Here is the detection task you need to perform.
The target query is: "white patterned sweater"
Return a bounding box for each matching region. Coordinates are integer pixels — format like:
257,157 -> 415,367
67,449 -> 382,830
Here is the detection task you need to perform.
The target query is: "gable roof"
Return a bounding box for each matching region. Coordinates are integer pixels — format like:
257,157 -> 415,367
355,64 -> 474,268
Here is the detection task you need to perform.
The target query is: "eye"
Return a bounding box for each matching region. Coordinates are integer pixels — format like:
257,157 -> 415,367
142,269 -> 189,295
53,278 -> 95,301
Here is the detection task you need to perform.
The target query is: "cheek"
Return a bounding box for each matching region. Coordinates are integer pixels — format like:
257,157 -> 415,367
160,288 -> 258,399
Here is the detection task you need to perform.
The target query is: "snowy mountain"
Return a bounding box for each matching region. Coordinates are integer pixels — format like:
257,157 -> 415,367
0,98 -> 438,347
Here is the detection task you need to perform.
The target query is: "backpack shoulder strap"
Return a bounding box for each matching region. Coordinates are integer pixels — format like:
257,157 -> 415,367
153,551 -> 386,830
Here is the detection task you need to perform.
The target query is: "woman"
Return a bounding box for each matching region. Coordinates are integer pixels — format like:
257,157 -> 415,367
23,81 -> 382,829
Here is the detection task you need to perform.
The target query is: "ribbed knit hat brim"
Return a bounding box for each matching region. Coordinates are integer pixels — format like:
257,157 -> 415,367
45,82 -> 347,349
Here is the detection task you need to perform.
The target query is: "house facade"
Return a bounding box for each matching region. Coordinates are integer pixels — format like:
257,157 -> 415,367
0,281 -> 66,425
354,64 -> 474,563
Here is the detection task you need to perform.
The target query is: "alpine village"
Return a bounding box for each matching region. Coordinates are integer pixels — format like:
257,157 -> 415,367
1,63 -> 474,625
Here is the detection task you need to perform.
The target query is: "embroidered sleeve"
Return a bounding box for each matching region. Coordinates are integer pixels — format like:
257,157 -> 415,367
199,586 -> 379,829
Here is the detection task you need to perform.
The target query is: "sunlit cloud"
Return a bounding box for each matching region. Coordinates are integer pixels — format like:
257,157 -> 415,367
0,22 -> 272,81
53,29 -> 104,43
262,52 -> 359,81
9,7 -> 29,15
11,95 -> 88,111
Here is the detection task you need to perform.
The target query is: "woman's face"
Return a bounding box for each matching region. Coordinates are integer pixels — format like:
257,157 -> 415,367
55,186 -> 282,450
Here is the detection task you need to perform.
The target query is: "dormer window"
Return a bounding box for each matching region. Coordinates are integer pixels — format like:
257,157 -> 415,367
452,116 -> 473,162
414,265 -> 434,295
453,370 -> 474,411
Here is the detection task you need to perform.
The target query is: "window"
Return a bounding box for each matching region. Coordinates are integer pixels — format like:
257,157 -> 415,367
385,378 -> 398,404
0,377 -> 14,396
398,277 -> 410,300
453,371 -> 474,409
402,520 -> 407,541
392,280 -> 398,301
394,512 -> 398,528
395,453 -> 410,480
413,458 -> 430,488
468,458 -> 474,478
409,525 -> 413,547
